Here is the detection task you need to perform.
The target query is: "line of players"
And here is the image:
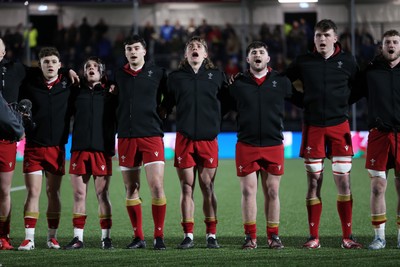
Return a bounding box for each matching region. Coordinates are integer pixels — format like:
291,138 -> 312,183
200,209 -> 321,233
1,18 -> 400,251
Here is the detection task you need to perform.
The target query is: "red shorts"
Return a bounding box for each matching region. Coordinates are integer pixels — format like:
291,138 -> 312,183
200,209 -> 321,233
118,137 -> 165,168
235,142 -> 284,177
23,145 -> 65,175
365,129 -> 400,171
0,140 -> 17,172
300,120 -> 353,159
70,151 -> 112,176
174,132 -> 218,169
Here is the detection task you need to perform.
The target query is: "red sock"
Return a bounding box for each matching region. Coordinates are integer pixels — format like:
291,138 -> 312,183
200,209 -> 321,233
267,226 -> 279,239
100,218 -> 112,229
73,214 -> 87,229
0,216 -> 10,237
47,212 -> 60,229
244,223 -> 257,240
24,217 -> 37,229
204,218 -> 217,235
152,204 -> 166,238
127,204 -> 144,240
306,198 -> 322,238
337,196 -> 353,239
181,221 -> 194,234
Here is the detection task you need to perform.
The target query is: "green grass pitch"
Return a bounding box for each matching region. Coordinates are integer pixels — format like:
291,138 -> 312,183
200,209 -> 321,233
1,159 -> 399,266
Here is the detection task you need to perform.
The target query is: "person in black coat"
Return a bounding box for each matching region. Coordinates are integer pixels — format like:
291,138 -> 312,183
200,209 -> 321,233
355,29 -> 400,250
0,37 -> 26,250
285,19 -> 362,249
162,36 -> 228,249
229,41 -> 292,250
17,47 -> 75,251
64,56 -> 117,250
114,35 -> 168,250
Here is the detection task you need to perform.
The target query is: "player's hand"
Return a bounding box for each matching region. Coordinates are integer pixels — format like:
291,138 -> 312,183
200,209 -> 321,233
228,72 -> 242,85
109,84 -> 118,94
293,80 -> 304,93
158,106 -> 168,120
69,69 -> 80,86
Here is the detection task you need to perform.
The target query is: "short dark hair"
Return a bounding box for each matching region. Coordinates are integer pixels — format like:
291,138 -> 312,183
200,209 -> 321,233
38,47 -> 60,60
314,19 -> 337,34
124,34 -> 146,49
382,29 -> 400,40
246,41 -> 268,56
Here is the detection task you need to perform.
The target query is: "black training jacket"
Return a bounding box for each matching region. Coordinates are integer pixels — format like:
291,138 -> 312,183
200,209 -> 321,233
70,82 -> 117,155
115,62 -> 167,138
358,56 -> 400,130
0,59 -> 26,104
19,68 -> 73,147
229,70 -> 292,147
286,43 -> 358,127
0,91 -> 24,141
163,62 -> 228,140
0,59 -> 26,140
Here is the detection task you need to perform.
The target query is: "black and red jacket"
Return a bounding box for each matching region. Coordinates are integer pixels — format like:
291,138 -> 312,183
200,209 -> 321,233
19,68 -> 73,147
70,82 -> 117,155
229,69 -> 292,147
285,43 -> 358,127
114,62 -> 167,138
163,62 -> 228,140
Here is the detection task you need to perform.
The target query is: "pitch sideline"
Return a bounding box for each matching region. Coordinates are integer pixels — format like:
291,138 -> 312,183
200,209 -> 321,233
11,185 -> 26,192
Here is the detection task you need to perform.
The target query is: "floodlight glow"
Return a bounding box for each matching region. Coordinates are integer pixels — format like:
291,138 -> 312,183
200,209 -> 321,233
299,2 -> 310,8
278,0 -> 318,3
38,5 -> 48,11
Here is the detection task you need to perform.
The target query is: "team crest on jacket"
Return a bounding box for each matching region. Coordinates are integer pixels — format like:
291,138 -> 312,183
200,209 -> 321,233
337,61 -> 343,69
272,81 -> 277,87
208,73 -> 213,80
62,81 -> 67,88
148,70 -> 153,77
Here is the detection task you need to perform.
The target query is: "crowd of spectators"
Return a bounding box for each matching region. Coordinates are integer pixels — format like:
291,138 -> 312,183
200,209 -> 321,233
0,17 -> 378,131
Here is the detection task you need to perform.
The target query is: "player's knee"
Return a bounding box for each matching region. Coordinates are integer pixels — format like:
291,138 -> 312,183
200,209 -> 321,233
304,158 -> 324,174
368,169 -> 386,179
332,156 -> 352,175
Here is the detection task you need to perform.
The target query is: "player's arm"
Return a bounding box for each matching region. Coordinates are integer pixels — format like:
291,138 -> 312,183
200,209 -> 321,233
0,93 -> 24,141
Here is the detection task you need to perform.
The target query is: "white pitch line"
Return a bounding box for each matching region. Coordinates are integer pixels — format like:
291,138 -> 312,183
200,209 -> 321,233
11,186 -> 26,192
